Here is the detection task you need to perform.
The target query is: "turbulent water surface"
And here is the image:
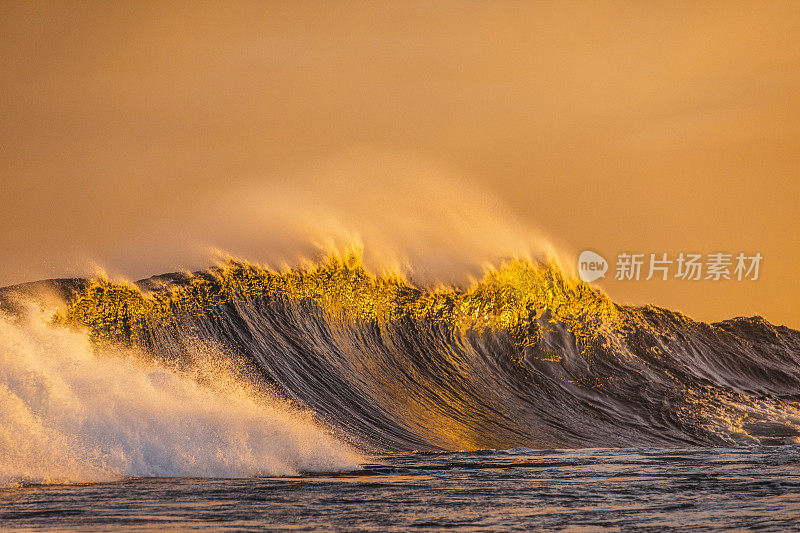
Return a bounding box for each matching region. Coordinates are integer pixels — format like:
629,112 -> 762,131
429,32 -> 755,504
2,447 -> 800,531
1,256 -> 799,529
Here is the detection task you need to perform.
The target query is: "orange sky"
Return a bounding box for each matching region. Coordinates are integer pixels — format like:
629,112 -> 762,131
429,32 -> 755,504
1,1 -> 799,327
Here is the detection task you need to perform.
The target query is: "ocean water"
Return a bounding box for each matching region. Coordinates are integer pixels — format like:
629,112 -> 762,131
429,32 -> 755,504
2,258 -> 800,530
2,447 -> 800,531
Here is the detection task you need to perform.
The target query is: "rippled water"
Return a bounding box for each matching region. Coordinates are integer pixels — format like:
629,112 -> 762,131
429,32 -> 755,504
2,447 -> 799,531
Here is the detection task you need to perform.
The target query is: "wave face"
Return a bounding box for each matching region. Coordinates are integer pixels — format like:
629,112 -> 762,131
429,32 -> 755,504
10,256 -> 800,456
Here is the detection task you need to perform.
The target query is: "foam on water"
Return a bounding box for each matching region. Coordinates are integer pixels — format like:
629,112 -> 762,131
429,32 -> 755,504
0,309 -> 362,486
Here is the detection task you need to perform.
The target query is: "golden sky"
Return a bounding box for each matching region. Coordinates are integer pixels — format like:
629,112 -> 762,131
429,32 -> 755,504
1,1 -> 799,327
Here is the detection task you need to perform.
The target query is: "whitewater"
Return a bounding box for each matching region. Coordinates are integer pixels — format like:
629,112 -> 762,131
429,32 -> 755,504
0,305 -> 361,486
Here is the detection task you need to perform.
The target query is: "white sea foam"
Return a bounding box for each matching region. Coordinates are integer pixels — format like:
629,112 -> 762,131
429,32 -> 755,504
0,309 -> 362,486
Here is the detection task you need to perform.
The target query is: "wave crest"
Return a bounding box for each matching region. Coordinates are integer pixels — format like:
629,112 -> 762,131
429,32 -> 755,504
9,253 -> 800,456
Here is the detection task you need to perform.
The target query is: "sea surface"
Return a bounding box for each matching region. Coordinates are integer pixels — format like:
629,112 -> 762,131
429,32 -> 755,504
3,260 -> 800,531
2,447 -> 800,531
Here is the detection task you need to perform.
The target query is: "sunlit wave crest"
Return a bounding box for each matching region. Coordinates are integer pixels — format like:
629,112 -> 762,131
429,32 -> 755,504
38,251 -> 800,453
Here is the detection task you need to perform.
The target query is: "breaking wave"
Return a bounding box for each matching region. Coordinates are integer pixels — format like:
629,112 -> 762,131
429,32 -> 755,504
2,251 -> 800,484
0,306 -> 361,486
